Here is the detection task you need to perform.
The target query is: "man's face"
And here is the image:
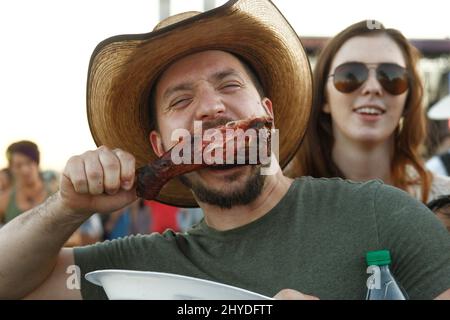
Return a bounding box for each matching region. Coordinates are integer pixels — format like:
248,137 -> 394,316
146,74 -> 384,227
150,50 -> 273,208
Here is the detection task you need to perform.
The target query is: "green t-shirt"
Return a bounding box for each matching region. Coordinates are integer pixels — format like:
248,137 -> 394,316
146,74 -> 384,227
74,177 -> 450,300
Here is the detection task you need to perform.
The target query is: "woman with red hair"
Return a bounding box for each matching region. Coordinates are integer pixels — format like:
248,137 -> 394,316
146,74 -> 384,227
289,21 -> 450,203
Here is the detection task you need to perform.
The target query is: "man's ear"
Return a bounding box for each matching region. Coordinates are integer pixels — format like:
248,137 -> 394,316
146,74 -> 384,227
322,102 -> 331,114
262,98 -> 274,118
149,130 -> 165,157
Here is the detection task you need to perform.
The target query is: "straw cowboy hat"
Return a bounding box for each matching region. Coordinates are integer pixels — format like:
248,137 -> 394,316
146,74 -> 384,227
86,0 -> 312,207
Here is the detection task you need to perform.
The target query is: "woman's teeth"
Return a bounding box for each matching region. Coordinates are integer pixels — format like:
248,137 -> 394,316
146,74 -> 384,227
355,107 -> 383,115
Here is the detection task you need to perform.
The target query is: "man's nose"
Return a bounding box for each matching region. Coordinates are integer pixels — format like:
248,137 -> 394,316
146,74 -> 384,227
194,86 -> 226,121
360,69 -> 383,96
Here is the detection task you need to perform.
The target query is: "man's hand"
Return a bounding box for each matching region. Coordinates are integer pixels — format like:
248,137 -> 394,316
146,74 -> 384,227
273,289 -> 319,300
59,146 -> 138,217
0,146 -> 136,299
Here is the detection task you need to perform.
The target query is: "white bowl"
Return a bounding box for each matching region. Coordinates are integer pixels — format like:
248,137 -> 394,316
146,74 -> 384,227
85,269 -> 273,300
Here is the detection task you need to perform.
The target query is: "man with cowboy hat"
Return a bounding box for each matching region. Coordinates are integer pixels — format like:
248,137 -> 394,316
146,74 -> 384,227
0,0 -> 449,300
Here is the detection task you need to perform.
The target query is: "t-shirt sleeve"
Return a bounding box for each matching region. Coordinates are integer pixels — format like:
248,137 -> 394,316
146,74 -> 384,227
373,183 -> 450,299
73,237 -> 133,300
73,233 -> 172,300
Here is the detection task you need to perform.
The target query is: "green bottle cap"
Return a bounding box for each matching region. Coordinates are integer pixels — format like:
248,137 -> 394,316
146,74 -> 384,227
366,250 -> 391,266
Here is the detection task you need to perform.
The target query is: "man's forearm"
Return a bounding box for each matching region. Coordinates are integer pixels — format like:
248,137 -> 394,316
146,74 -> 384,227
0,192 -> 87,299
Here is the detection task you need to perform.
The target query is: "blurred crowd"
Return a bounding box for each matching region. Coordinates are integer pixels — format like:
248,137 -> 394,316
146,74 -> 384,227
0,141 -> 204,246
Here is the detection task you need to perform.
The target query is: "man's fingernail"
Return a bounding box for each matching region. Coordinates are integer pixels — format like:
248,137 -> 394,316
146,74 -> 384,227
106,189 -> 118,195
122,181 -> 131,189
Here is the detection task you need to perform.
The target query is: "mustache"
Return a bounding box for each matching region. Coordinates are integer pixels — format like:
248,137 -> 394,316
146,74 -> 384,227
200,117 -> 235,131
162,117 -> 236,151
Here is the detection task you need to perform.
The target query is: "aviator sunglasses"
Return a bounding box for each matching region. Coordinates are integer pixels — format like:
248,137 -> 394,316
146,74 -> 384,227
329,62 -> 409,95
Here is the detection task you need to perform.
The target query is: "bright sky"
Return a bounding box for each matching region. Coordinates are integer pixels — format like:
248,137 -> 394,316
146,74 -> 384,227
1,0 -> 449,171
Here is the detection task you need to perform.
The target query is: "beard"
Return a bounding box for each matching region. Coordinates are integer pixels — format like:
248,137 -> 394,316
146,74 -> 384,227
179,165 -> 267,209
163,114 -> 270,209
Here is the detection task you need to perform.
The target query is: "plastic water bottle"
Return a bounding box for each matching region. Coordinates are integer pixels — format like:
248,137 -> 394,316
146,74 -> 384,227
365,250 -> 408,300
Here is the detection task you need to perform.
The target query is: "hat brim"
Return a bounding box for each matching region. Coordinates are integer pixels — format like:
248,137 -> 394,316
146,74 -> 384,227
86,0 -> 312,207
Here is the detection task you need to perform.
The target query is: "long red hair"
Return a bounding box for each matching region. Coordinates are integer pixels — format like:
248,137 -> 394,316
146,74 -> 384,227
290,21 -> 431,202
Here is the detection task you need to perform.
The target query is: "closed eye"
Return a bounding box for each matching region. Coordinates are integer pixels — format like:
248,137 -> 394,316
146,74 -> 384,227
219,82 -> 242,92
170,97 -> 192,109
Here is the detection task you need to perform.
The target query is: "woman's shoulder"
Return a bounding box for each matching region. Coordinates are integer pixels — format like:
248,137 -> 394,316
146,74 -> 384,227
0,188 -> 12,215
429,173 -> 450,201
405,166 -> 450,201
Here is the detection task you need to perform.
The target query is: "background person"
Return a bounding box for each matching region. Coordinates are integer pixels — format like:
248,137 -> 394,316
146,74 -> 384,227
427,195 -> 450,232
0,168 -> 11,193
0,140 -> 57,224
287,20 -> 450,203
425,96 -> 450,176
